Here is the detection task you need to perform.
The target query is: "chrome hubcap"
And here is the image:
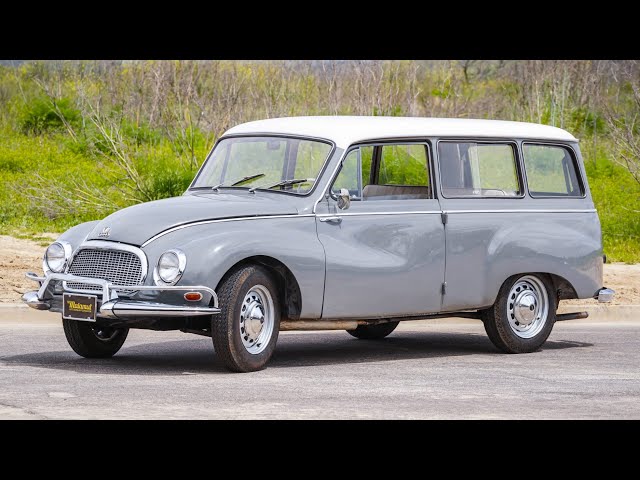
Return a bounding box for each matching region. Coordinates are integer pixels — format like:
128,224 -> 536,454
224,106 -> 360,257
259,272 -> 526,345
239,285 -> 274,355
244,301 -> 264,341
507,275 -> 549,339
514,291 -> 537,326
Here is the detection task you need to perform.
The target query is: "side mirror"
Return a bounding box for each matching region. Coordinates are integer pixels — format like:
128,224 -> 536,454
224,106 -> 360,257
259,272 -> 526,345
337,188 -> 351,210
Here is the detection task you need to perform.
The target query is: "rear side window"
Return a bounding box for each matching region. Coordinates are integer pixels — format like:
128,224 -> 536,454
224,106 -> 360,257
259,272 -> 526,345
523,144 -> 583,197
438,142 -> 521,197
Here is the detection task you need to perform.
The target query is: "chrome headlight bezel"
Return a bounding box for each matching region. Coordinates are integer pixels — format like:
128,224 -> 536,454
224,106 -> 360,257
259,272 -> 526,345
153,249 -> 187,286
43,241 -> 73,275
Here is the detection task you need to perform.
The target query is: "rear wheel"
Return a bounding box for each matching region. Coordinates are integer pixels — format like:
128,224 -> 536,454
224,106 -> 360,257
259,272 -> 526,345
62,319 -> 129,358
347,321 -> 399,340
212,265 -> 280,372
482,274 -> 556,353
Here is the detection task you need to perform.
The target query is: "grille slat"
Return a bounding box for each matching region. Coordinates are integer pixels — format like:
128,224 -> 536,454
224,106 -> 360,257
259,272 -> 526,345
66,249 -> 143,294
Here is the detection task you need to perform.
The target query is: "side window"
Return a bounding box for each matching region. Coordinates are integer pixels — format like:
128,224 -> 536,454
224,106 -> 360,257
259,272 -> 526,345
332,144 -> 431,201
378,144 -> 429,186
523,144 -> 583,197
331,147 -> 373,199
439,142 -> 521,197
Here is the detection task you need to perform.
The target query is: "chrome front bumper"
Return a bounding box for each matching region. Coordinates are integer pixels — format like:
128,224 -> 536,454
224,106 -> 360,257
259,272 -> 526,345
22,272 -> 220,320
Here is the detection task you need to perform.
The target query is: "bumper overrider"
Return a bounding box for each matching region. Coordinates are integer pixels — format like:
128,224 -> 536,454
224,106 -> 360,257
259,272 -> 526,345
22,272 -> 220,321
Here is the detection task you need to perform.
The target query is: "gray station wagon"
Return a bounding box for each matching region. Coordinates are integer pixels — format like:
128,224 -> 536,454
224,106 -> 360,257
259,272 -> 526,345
22,116 -> 614,372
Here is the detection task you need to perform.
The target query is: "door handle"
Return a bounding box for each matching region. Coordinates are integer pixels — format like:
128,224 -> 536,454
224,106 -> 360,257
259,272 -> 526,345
318,216 -> 342,224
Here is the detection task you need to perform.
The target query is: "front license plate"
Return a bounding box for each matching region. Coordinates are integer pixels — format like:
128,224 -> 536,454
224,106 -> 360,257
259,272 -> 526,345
63,293 -> 97,322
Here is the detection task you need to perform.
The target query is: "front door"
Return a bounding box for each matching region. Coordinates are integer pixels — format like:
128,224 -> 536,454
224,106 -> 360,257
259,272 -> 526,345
316,142 -> 445,318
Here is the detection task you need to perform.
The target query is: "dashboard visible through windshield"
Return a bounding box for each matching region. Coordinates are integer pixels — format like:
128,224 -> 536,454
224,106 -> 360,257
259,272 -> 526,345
190,136 -> 333,195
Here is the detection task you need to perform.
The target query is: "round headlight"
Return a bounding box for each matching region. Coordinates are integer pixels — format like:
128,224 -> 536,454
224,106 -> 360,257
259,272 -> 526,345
44,242 -> 70,273
154,249 -> 186,285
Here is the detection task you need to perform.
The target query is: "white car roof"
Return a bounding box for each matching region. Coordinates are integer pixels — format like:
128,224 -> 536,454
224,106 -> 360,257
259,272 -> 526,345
224,116 -> 577,148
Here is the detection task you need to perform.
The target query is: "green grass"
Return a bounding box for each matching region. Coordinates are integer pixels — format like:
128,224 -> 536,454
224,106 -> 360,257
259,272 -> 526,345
1,128 -> 638,262
585,155 -> 640,263
0,60 -> 637,263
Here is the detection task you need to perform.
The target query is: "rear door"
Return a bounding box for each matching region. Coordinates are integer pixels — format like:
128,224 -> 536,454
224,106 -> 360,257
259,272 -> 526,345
316,142 -> 445,318
436,140 -> 526,311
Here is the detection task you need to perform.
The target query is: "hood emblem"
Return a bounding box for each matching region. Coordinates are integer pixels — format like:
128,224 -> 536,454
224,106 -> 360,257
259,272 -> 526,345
98,227 -> 111,238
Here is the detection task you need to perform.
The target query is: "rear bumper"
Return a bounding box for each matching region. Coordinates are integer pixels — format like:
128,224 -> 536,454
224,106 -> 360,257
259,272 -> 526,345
597,288 -> 615,303
22,272 -> 220,321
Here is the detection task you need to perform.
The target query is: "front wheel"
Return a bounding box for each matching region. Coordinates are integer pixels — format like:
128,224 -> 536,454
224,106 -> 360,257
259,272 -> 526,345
62,319 -> 129,358
212,265 -> 281,372
482,274 -> 557,353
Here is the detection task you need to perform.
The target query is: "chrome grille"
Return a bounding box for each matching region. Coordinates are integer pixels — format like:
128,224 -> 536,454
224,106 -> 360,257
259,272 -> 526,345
66,248 -> 143,294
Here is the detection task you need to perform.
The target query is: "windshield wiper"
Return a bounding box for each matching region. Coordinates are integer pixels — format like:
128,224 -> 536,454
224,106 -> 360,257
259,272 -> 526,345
248,178 -> 312,193
211,173 -> 265,192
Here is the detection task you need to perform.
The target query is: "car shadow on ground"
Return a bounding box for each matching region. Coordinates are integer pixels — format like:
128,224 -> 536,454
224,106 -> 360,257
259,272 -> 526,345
1,331 -> 593,375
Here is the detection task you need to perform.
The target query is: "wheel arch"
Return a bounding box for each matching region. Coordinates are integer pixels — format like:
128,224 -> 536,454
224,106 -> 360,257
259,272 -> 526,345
216,255 -> 302,320
488,271 -> 578,307
548,273 -> 579,301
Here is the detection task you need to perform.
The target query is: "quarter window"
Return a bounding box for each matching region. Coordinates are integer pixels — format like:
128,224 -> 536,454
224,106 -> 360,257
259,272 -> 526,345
331,147 -> 373,198
439,142 -> 521,197
523,144 -> 583,197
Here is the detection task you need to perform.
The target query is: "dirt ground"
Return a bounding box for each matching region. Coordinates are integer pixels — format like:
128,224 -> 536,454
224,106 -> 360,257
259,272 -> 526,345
1,234 -> 639,305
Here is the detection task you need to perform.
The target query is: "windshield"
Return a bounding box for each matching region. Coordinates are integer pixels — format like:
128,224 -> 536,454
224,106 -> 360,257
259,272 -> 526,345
191,136 -> 332,194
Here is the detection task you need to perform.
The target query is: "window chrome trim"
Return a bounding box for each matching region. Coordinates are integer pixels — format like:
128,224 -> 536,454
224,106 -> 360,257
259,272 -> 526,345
436,139 -> 525,199
62,240 -> 149,292
521,141 -> 587,199
141,214 -> 316,247
325,140 -> 434,203
313,137 -> 441,214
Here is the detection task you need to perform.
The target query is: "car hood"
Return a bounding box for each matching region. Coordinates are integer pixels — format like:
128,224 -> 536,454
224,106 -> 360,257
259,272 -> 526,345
86,192 -> 298,246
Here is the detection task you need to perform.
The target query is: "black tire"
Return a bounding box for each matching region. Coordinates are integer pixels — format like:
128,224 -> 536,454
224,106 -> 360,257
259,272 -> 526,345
347,321 -> 399,340
62,319 -> 129,358
212,265 -> 281,372
482,273 -> 557,354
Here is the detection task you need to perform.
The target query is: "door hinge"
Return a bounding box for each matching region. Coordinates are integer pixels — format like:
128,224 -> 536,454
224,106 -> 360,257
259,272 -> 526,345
441,282 -> 447,295
441,212 -> 448,225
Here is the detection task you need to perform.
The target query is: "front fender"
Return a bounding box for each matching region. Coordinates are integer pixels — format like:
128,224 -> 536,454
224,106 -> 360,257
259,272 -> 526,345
141,216 -> 326,318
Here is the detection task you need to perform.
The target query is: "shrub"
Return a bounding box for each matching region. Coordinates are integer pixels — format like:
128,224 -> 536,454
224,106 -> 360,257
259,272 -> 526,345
18,96 -> 80,135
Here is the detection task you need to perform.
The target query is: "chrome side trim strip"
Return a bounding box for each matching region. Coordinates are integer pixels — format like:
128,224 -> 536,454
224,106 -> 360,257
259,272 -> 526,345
444,209 -> 596,214
316,211 -> 441,217
142,214 -> 315,247
316,208 -> 595,218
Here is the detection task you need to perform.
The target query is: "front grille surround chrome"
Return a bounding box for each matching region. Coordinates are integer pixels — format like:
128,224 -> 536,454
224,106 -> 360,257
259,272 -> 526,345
63,241 -> 148,296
